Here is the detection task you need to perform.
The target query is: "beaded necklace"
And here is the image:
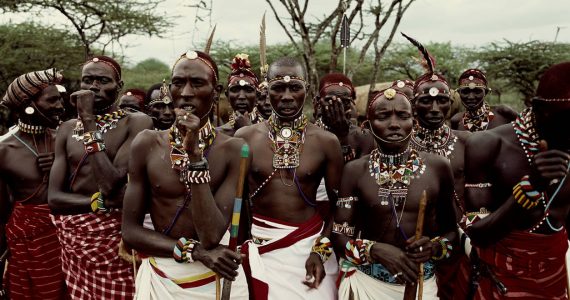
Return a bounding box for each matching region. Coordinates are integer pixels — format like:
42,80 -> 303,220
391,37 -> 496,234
18,119 -> 46,135
169,120 -> 216,190
410,123 -> 457,159
463,102 -> 494,132
250,107 -> 265,124
72,109 -> 127,141
267,113 -> 308,169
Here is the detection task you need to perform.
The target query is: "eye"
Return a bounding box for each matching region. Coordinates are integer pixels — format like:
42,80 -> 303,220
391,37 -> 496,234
82,77 -> 93,84
100,77 -> 111,84
171,79 -> 183,87
290,85 -> 303,92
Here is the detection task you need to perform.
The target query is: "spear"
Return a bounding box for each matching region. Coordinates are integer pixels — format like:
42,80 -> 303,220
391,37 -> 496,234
221,144 -> 250,300
340,14 -> 350,75
403,190 -> 427,300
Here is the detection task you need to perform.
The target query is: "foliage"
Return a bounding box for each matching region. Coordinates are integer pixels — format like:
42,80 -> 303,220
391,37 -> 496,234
122,58 -> 171,91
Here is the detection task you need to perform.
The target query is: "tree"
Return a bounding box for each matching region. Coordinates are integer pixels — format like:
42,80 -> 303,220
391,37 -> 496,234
478,40 -> 570,106
266,0 -> 415,98
0,0 -> 172,58
122,58 -> 171,91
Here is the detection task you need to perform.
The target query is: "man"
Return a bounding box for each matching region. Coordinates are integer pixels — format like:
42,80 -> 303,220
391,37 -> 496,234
0,68 -> 66,299
122,50 -> 248,299
451,69 -> 517,132
48,55 -> 153,299
333,88 -> 457,299
119,89 -> 146,112
255,81 -> 272,121
145,82 -> 175,130
235,57 -> 343,299
410,73 -> 470,300
455,62 -> 570,299
219,54 -> 260,136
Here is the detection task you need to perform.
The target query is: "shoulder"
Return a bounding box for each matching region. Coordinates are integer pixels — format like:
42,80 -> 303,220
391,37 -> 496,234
234,122 -> 266,140
126,111 -> 153,127
345,154 -> 368,173
131,129 -> 162,152
421,151 -> 451,173
307,123 -> 338,144
465,123 -> 513,160
492,104 -> 518,120
452,129 -> 471,143
450,112 -> 463,123
215,133 -> 245,153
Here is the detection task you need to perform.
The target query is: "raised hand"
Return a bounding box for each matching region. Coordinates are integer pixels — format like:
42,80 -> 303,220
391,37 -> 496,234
71,90 -> 96,121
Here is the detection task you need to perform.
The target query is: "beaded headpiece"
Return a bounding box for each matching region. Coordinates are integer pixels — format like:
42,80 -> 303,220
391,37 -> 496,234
84,56 -> 122,79
172,50 -> 219,82
458,69 -> 488,89
228,53 -> 259,88
318,73 -> 355,98
267,75 -> 306,84
1,68 -> 63,110
122,89 -> 145,103
147,80 -> 173,107
367,88 -> 411,116
391,79 -> 414,90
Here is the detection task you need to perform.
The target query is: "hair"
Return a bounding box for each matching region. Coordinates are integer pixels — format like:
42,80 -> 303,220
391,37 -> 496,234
536,62 -> 570,100
267,57 -> 307,80
318,73 -> 355,98
145,83 -> 163,103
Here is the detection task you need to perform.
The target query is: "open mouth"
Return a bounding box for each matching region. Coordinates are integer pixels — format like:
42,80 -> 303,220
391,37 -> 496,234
182,105 -> 195,113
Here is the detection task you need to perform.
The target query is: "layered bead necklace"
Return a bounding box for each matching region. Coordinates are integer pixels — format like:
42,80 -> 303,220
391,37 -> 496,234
463,102 -> 494,132
410,123 -> 457,159
72,109 -> 127,141
268,113 -> 308,169
250,107 -> 265,124
169,119 -> 216,190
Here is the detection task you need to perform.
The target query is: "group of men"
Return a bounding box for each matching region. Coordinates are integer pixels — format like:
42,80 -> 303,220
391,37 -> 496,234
0,32 -> 569,300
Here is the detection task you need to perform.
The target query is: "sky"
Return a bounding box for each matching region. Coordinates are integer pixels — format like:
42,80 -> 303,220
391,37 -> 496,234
2,0 -> 569,66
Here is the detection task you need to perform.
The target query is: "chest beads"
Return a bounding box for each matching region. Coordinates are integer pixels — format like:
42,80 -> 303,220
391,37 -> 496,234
410,123 -> 457,159
72,109 -> 127,141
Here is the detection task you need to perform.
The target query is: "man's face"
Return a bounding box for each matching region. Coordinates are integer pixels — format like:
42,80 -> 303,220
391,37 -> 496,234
80,62 -> 122,111
458,86 -> 487,110
32,85 -> 64,128
368,95 -> 414,147
414,81 -> 451,130
227,77 -> 257,114
170,58 -> 217,118
320,85 -> 354,122
267,65 -> 307,120
147,89 -> 175,130
118,94 -> 144,111
256,88 -> 272,119
533,101 -> 570,151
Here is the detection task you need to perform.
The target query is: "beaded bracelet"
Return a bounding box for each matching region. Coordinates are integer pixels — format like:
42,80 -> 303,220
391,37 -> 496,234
186,170 -> 211,184
513,175 -> 542,210
173,237 -> 199,263
311,236 -> 333,264
431,236 -> 452,260
345,239 -> 375,265
90,192 -> 107,214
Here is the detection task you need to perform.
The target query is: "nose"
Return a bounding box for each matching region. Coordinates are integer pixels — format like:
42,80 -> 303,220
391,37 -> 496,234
430,100 -> 441,112
181,82 -> 194,98
281,88 -> 294,102
163,106 -> 174,117
387,115 -> 401,130
238,89 -> 247,99
89,81 -> 100,92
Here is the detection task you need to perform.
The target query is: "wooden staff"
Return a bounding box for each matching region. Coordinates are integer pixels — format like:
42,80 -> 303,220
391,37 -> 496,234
403,190 -> 428,300
220,144 -> 250,300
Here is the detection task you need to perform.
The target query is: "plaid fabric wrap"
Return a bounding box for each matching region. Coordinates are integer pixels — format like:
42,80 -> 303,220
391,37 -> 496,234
51,211 -> 135,300
1,68 -> 63,110
5,203 -> 65,300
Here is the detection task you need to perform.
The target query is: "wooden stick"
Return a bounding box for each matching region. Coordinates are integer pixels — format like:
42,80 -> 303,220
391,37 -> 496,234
221,144 -> 250,300
403,190 -> 428,300
131,249 -> 138,278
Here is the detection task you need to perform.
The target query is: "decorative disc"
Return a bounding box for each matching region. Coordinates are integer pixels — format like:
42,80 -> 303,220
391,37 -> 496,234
469,75 -> 474,80
397,81 -> 405,88
185,51 -> 198,59
468,82 -> 476,89
163,97 -> 172,104
280,127 -> 292,138
126,92 -> 132,96
429,87 -> 439,97
239,80 -> 246,86
339,82 -> 344,87
92,57 -> 99,62
431,74 -> 439,81
25,106 -> 35,115
283,75 -> 291,82
384,88 -> 397,99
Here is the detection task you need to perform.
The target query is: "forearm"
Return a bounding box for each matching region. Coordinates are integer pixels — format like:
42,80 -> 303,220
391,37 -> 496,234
48,190 -> 92,215
87,152 -> 127,197
467,197 -> 518,246
191,184 -> 227,249
123,225 -> 177,258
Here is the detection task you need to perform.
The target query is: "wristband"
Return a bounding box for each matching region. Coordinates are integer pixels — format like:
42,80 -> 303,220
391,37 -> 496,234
83,130 -> 104,145
311,236 -> 333,264
431,236 -> 452,260
173,237 -> 199,263
85,142 -> 106,154
90,192 -> 107,214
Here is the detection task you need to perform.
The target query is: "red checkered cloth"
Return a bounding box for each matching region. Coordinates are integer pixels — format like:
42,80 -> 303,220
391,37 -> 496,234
454,229 -> 569,300
51,211 -> 135,299
4,203 -> 66,300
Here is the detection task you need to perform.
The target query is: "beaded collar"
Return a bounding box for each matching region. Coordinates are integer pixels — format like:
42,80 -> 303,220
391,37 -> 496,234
463,102 -> 494,132
18,119 -> 46,135
250,107 -> 265,124
512,108 -> 540,166
368,148 -> 425,187
410,123 -> 457,159
267,113 -> 308,169
72,109 -> 127,141
169,119 -> 216,189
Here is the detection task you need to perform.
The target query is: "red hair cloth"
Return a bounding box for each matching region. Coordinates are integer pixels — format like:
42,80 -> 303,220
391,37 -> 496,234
536,62 -> 570,100
458,69 -> 488,87
123,89 -> 146,104
318,73 -> 355,98
413,72 -> 449,95
173,50 -> 220,83
86,55 -> 122,79
227,53 -> 258,87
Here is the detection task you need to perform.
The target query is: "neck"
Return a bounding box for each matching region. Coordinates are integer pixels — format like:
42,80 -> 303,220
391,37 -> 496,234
415,121 -> 446,133
376,142 -> 409,155
466,100 -> 487,114
18,118 -> 46,135
270,112 -> 306,128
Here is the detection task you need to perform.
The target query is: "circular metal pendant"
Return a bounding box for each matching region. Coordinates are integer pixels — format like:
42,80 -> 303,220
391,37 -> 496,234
280,127 -> 292,138
239,79 -> 246,86
468,75 -> 474,80
397,81 -> 405,88
468,82 -> 476,89
185,51 -> 198,59
126,91 -> 132,96
283,75 -> 291,83
339,82 -> 344,87
92,57 -> 100,62
429,87 -> 439,97
25,106 -> 35,115
430,74 -> 439,81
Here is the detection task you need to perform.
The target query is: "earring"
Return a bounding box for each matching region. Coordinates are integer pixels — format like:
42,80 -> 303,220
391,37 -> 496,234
25,106 -> 35,115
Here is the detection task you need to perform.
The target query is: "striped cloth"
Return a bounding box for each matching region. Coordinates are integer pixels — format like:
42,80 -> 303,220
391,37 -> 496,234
51,211 -> 135,300
454,229 -> 569,300
1,68 -> 63,110
4,203 -> 65,300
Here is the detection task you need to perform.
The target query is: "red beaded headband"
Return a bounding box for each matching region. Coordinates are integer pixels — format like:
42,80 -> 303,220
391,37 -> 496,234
84,57 -> 121,79
318,82 -> 355,97
172,51 -> 218,82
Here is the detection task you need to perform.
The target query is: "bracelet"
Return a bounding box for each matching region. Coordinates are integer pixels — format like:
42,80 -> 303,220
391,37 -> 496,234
82,130 -> 104,145
364,240 -> 376,264
431,236 -> 452,260
345,239 -> 374,265
513,175 -> 542,210
85,142 -> 106,154
187,157 -> 209,171
332,221 -> 355,237
311,236 -> 333,264
336,196 -> 358,209
465,182 -> 492,188
187,170 -> 211,184
173,237 -> 199,263
90,192 -> 107,214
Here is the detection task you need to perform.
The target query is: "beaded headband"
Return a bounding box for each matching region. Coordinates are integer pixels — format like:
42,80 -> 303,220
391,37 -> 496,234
267,75 -> 306,84
532,97 -> 570,103
368,88 -> 411,112
414,75 -> 451,98
392,80 -> 414,89
318,82 -> 355,97
147,80 -> 173,107
459,75 -> 487,89
173,51 -> 218,82
228,74 -> 258,88
84,57 -> 121,79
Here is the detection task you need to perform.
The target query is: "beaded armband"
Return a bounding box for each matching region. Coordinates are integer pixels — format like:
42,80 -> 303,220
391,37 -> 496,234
465,182 -> 492,188
336,196 -> 358,209
187,170 -> 211,184
173,237 -> 199,263
345,239 -> 375,265
513,175 -> 542,210
431,236 -> 452,260
342,145 -> 356,163
311,236 -> 333,264
333,221 -> 356,237
90,192 -> 107,214
85,142 -> 106,154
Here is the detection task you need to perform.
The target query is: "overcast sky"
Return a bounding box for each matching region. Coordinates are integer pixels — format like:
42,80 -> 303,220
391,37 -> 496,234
2,0 -> 569,66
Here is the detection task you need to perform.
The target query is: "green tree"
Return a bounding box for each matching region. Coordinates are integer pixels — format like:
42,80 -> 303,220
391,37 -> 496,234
478,40 -> 570,106
122,58 -> 171,91
0,0 -> 172,58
